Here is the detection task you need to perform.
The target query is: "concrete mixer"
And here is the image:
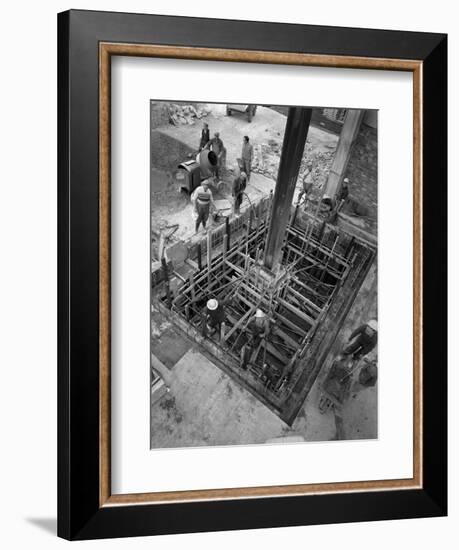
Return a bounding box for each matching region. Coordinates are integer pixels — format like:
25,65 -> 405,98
176,149 -> 218,195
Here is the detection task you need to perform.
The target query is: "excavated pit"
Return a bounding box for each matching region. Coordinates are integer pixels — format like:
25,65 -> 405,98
156,196 -> 375,425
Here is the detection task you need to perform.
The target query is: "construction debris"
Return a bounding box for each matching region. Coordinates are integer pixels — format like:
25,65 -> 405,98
251,139 -> 335,190
168,104 -> 210,126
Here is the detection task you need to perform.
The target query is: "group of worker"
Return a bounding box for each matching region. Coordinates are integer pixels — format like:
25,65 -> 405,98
191,122 -> 255,233
199,123 -> 226,178
202,295 -> 378,396
202,298 -> 270,361
319,318 -> 378,431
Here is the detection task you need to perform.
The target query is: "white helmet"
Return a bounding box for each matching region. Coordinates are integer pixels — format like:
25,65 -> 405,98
255,309 -> 265,319
368,319 -> 377,331
207,299 -> 218,311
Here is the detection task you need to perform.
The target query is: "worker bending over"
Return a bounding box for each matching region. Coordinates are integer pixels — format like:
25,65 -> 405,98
343,319 -> 377,360
337,177 -> 350,203
191,179 -> 215,233
232,172 -> 247,215
239,309 -> 270,370
247,309 -> 271,348
202,298 -> 226,340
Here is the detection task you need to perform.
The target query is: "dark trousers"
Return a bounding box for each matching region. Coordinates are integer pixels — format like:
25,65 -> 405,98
234,192 -> 243,214
343,336 -> 374,359
203,318 -> 221,337
195,202 -> 210,231
241,158 -> 251,180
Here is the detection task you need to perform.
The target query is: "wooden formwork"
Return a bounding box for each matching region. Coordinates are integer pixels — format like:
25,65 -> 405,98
156,203 -> 375,424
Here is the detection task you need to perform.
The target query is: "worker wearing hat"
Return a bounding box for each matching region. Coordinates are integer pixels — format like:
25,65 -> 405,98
247,309 -> 271,348
202,298 -> 226,340
337,177 -> 350,203
343,319 -> 378,360
191,178 -> 215,233
232,171 -> 247,215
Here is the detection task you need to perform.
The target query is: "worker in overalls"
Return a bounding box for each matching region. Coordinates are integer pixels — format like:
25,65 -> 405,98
343,319 -> 378,360
247,309 -> 270,348
191,179 -> 214,233
202,298 -> 226,340
232,172 -> 247,215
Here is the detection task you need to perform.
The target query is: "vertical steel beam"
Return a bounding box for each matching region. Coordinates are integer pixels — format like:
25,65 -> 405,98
325,109 -> 364,199
264,107 -> 312,270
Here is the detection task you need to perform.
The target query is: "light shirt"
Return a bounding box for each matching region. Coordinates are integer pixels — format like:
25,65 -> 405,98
242,142 -> 253,161
191,185 -> 214,207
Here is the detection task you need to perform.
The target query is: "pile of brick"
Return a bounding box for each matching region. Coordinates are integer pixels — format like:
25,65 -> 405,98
251,138 -> 335,190
168,104 -> 210,126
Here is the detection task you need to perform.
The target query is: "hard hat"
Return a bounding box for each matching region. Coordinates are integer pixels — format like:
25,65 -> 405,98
368,319 -> 377,331
207,299 -> 218,311
343,177 -> 349,184
255,309 -> 265,318
307,161 -> 313,166
240,172 -> 247,180
322,194 -> 331,201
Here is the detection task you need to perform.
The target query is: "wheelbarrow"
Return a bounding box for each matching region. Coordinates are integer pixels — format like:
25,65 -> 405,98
212,198 -> 232,224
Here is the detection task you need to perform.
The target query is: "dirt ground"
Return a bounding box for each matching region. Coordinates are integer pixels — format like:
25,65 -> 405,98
151,104 -> 339,244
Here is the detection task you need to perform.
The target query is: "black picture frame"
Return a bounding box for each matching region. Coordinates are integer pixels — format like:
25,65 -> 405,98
58,9 -> 447,540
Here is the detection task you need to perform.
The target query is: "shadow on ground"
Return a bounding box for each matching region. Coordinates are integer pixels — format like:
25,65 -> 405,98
26,517 -> 56,535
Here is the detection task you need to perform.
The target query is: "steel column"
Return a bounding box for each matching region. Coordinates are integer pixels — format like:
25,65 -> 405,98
264,107 -> 312,270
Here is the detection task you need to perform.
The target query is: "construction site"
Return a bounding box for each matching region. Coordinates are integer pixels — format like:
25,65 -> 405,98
150,102 -> 378,448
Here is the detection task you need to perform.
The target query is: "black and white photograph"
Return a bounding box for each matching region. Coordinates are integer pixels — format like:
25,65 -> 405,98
150,101 -> 378,448
0,0 -> 451,546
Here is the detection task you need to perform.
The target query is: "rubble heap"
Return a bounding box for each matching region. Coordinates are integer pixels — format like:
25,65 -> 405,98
251,139 -> 335,191
168,104 -> 210,126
